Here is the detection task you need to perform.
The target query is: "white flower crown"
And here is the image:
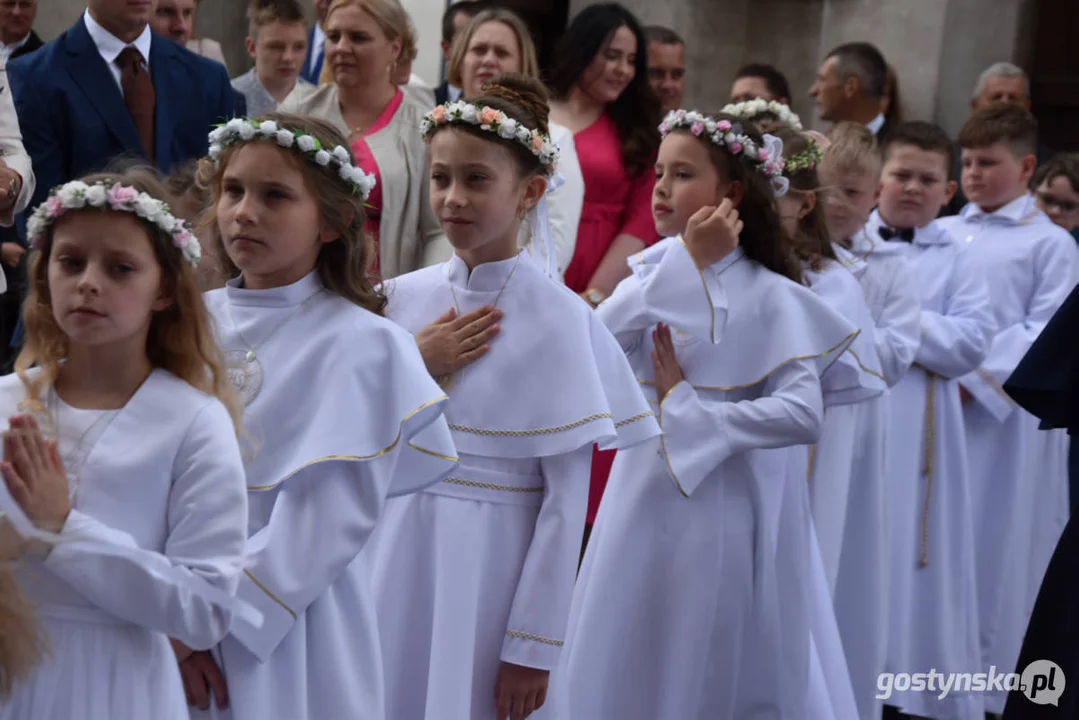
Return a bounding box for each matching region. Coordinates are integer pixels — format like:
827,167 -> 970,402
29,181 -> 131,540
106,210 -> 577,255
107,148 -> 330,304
659,109 -> 790,197
720,99 -> 803,131
420,101 -> 560,175
208,118 -> 377,200
28,181 -> 201,266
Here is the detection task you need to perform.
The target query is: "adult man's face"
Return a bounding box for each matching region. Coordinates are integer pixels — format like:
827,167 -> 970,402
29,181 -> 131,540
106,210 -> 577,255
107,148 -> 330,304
0,0 -> 36,45
313,0 -> 330,26
151,0 -> 195,44
972,75 -> 1030,111
809,56 -> 848,122
441,9 -> 472,62
88,0 -> 153,42
647,40 -> 685,114
731,75 -> 778,104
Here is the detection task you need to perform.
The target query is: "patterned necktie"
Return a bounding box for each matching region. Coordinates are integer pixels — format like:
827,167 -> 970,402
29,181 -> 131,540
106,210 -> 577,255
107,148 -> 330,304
116,46 -> 156,165
879,226 -> 915,242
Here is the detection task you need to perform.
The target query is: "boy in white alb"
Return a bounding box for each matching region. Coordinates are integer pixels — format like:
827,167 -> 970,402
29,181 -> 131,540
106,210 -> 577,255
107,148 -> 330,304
864,122 -> 995,720
821,123 -> 922,720
937,104 -> 1079,717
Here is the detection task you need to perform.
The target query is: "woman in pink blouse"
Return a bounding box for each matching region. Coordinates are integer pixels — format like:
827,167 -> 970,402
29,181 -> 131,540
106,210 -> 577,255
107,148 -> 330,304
549,3 -> 661,302
548,3 -> 662,538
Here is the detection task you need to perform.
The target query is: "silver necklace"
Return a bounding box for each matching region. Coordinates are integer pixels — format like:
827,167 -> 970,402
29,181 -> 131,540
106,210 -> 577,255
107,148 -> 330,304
224,289 -> 324,406
48,388 -> 119,505
438,252 -> 522,391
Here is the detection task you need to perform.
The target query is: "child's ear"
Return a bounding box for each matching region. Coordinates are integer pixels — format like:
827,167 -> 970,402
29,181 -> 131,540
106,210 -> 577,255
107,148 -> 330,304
872,183 -> 882,206
522,174 -> 549,213
152,282 -> 176,313
318,208 -> 353,245
245,37 -> 256,60
943,179 -> 958,206
801,190 -> 817,219
1019,154 -> 1037,185
724,180 -> 745,208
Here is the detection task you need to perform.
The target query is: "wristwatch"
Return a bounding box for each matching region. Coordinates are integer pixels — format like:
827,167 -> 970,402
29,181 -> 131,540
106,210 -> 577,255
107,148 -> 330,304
585,288 -> 607,306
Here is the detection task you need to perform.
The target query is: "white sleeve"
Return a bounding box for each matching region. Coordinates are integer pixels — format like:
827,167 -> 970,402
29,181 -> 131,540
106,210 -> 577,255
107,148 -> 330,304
658,358 -> 823,497
547,133 -> 584,277
500,445 -> 591,670
45,401 -> 248,650
873,258 -> 922,387
916,247 -> 994,379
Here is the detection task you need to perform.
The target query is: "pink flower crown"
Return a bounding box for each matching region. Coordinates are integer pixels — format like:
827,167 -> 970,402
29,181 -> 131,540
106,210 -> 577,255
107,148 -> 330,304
659,109 -> 790,197
28,181 -> 201,266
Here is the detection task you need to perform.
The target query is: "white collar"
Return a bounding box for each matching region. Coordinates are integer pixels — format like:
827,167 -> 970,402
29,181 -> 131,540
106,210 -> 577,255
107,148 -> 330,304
959,193 -> 1039,224
226,270 -> 323,308
84,9 -> 152,68
447,84 -> 463,102
1,32 -> 31,51
312,24 -> 325,51
446,251 -> 523,293
866,113 -> 885,136
867,209 -> 954,247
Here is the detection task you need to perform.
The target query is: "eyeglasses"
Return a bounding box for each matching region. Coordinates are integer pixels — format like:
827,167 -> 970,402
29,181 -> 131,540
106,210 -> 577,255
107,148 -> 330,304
1036,191 -> 1079,214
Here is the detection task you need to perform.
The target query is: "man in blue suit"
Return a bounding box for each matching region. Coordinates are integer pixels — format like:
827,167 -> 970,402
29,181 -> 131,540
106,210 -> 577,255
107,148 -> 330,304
300,0 -> 330,84
8,0 -> 241,212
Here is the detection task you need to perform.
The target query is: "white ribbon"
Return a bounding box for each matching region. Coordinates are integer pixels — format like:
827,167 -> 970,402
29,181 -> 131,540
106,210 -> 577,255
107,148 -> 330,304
527,170 -> 565,279
0,482 -> 264,629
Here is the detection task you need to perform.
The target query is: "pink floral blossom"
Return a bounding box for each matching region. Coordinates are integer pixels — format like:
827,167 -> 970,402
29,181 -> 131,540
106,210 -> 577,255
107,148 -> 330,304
479,107 -> 501,126
690,121 -> 705,136
430,106 -> 447,123
729,142 -> 743,154
45,195 -> 64,217
717,120 -> 732,132
107,185 -> 139,210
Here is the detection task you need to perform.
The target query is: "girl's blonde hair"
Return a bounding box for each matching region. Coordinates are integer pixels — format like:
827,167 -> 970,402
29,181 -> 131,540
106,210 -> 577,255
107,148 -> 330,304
822,122 -> 882,180
202,112 -> 387,316
15,169 -> 242,431
0,525 -> 46,700
318,0 -> 415,85
446,8 -> 540,91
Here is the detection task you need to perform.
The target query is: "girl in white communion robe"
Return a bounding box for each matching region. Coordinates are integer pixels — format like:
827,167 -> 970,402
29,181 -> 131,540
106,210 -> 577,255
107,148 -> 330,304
367,75 -> 659,720
554,111 -> 859,720
184,113 -> 458,720
0,169 -> 252,720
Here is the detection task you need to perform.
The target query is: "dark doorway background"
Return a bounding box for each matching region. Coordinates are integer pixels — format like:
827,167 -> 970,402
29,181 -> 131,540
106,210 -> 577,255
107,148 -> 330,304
1032,0 -> 1079,151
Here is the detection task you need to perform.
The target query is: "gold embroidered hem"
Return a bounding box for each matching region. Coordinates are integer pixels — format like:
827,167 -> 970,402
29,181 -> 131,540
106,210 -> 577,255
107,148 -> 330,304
505,630 -> 564,647
244,569 -> 297,620
443,477 -> 544,493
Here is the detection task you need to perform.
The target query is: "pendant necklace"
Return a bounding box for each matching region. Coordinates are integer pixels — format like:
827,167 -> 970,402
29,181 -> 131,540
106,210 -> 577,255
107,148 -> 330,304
225,288 -> 324,406
437,252 -> 522,392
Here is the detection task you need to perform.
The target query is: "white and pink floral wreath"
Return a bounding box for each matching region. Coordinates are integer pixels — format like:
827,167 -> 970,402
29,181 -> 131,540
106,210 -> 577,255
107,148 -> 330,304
420,101 -> 560,176
28,181 -> 201,266
659,109 -> 790,197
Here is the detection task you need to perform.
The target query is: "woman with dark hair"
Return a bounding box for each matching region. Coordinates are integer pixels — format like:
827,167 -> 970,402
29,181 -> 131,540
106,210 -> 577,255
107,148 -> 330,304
547,2 -> 662,541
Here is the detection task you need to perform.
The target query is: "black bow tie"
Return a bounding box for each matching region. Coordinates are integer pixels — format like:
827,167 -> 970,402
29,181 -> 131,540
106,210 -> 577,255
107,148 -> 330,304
879,226 -> 915,242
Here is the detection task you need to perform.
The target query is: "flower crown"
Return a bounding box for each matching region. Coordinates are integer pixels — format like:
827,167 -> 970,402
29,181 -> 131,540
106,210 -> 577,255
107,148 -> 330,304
720,99 -> 803,131
208,118 -> 377,200
782,139 -> 823,176
28,181 -> 201,266
659,109 -> 789,196
420,101 -> 560,176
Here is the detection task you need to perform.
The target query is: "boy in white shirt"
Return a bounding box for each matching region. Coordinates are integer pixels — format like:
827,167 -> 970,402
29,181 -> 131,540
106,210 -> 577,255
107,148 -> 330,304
865,121 -> 995,720
938,103 -> 1079,718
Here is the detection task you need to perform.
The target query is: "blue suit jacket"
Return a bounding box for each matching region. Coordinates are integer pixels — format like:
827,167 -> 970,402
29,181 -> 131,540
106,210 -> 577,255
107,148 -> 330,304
300,26 -> 324,84
8,17 -> 240,212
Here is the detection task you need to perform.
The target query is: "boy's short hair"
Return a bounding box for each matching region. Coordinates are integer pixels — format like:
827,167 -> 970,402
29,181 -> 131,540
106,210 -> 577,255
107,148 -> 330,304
441,1 -> 484,45
823,122 -> 881,180
733,63 -> 791,103
248,0 -> 307,39
1032,152 -> 1079,192
883,121 -> 954,176
958,103 -> 1037,158
644,25 -> 684,47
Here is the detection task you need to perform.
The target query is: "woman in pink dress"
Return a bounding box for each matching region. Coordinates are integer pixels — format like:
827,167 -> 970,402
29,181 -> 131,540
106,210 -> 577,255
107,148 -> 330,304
548,3 -> 662,538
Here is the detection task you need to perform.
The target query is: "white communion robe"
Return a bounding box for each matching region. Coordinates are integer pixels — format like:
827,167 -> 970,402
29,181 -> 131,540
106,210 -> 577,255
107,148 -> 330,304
939,194 -> 1079,715
801,250 -> 887,592
368,252 -> 659,720
833,234 -> 921,720
864,213 -> 995,720
197,271 -> 459,720
0,369 -> 249,720
554,239 -> 859,720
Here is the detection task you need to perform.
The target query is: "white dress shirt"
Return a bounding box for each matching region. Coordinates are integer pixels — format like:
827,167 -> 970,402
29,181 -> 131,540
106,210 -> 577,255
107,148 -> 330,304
866,112 -> 885,137
83,10 -> 152,93
307,23 -> 325,78
0,33 -> 31,66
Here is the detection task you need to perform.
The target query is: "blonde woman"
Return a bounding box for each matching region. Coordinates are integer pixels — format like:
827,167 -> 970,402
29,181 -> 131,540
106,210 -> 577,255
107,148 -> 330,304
423,7 -> 584,280
282,0 -> 443,279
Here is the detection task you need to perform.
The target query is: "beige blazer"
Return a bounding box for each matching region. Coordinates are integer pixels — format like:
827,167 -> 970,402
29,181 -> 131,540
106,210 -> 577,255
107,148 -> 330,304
281,83 -> 445,279
0,65 -> 35,225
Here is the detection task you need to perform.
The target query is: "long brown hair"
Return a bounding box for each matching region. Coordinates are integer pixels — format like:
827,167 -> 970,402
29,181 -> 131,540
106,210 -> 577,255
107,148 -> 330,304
0,527 -> 46,700
201,112 -> 387,316
15,169 -> 242,430
775,127 -> 836,273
